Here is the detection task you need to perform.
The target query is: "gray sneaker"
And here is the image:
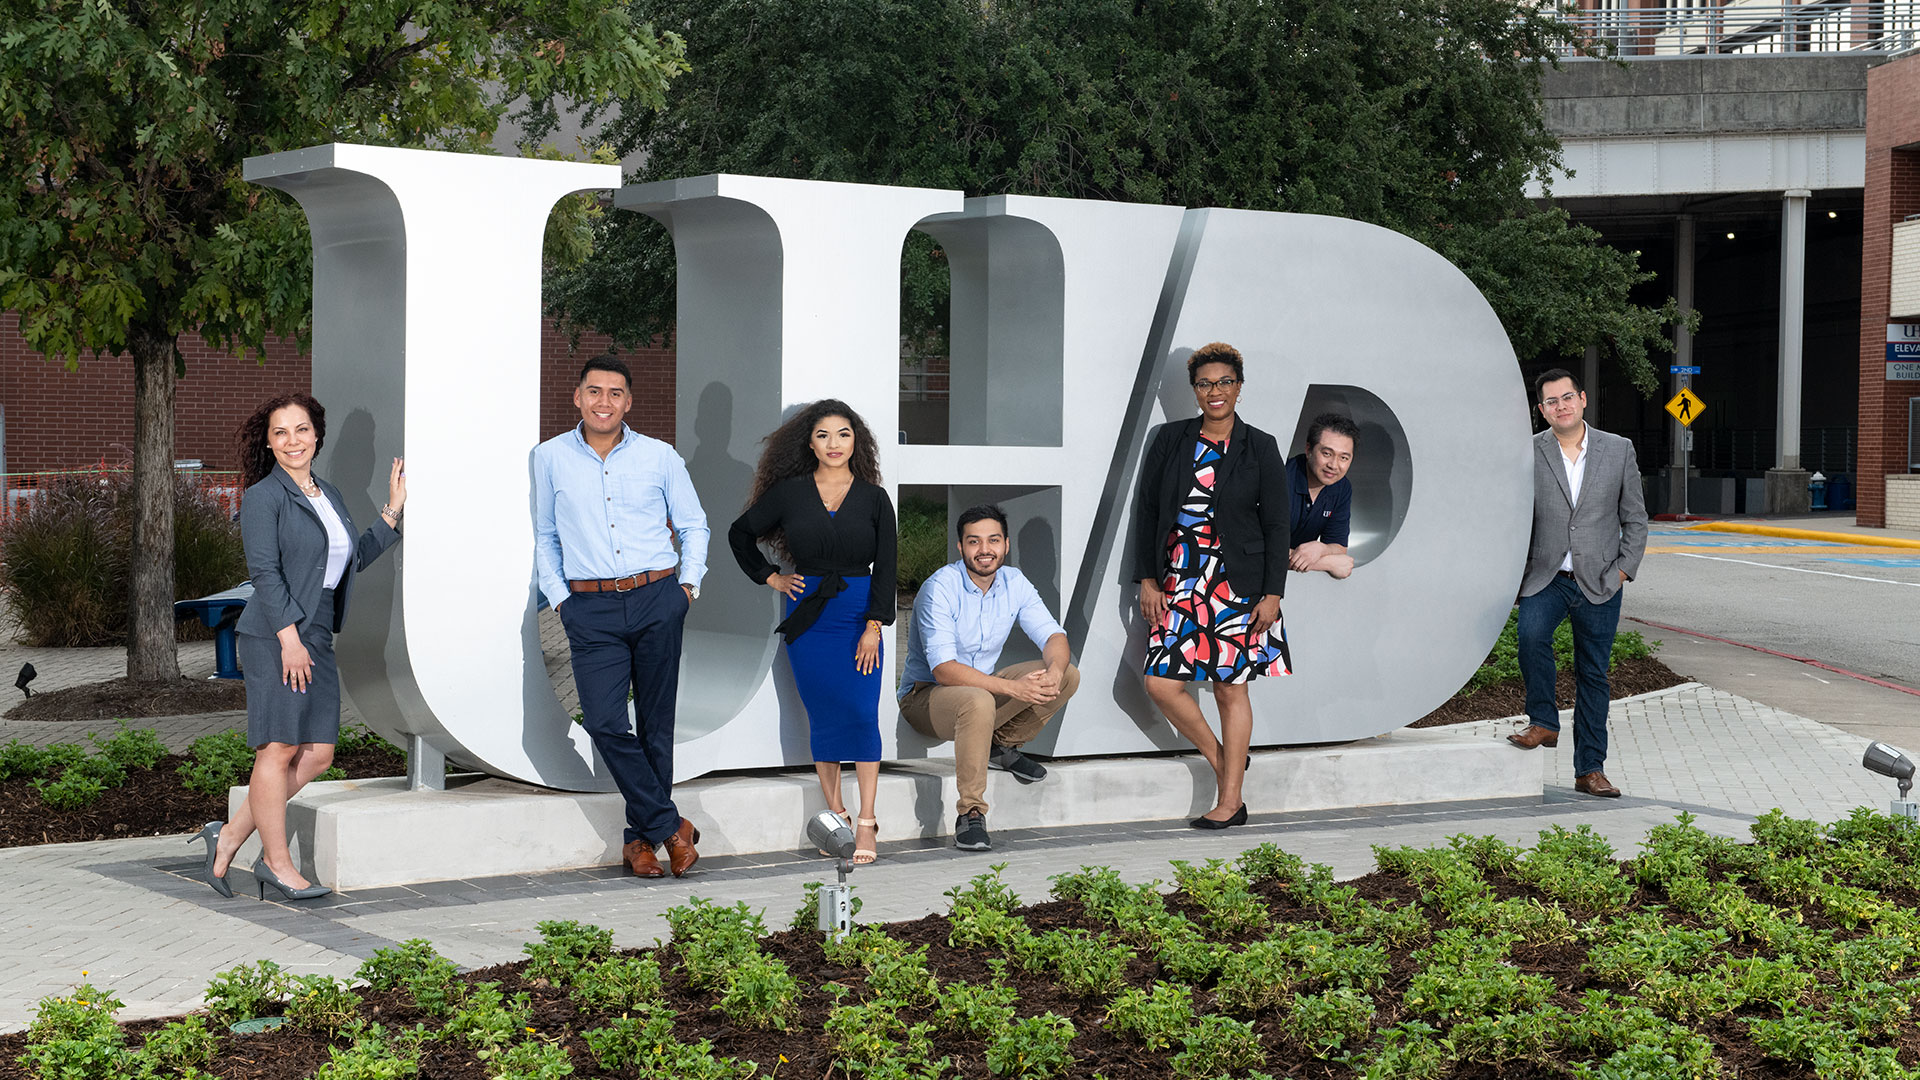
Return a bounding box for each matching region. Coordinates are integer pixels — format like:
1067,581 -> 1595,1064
954,809 -> 992,851
988,743 -> 1048,783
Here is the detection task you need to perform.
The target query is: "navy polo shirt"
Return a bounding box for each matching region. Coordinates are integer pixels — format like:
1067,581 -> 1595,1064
1287,454 -> 1351,547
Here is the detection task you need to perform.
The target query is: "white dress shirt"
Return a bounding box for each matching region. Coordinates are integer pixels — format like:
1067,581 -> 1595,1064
1557,424 -> 1589,573
305,491 -> 352,589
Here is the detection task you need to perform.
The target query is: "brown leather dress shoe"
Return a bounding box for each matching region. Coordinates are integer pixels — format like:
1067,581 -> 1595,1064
1575,771 -> 1622,798
623,839 -> 665,878
1506,725 -> 1560,750
664,818 -> 701,878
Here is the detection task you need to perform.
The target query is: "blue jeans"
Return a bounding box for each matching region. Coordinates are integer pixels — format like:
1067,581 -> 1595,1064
1518,574 -> 1623,777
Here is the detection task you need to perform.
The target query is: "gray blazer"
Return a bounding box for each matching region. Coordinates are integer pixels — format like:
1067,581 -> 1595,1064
1520,424 -> 1648,604
236,468 -> 400,637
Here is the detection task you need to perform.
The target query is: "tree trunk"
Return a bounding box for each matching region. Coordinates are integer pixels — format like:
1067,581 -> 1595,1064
127,329 -> 180,682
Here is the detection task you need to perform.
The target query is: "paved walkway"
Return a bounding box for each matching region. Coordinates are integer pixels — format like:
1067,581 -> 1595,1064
2,678 -> 1903,1032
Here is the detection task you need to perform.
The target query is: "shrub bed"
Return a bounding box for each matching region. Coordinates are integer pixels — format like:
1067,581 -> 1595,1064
0,472 -> 246,647
0,726 -> 404,847
6,809 -> 1918,1079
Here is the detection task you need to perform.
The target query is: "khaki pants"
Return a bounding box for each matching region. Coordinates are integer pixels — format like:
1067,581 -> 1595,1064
899,661 -> 1081,815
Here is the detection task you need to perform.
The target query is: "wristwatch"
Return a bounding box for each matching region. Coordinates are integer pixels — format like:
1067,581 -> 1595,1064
683,583 -> 701,600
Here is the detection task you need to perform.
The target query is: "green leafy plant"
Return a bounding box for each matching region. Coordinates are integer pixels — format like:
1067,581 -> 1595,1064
485,1038 -> 574,1080
523,920 -> 615,985
177,730 -> 255,798
17,982 -> 129,1080
930,962 -> 1019,1035
1348,1020 -> 1448,1080
133,1016 -> 219,1072
311,1021 -> 424,1080
581,1007 -> 756,1079
440,982 -> 531,1057
1102,982 -> 1194,1050
0,740 -> 81,780
354,939 -> 463,1017
570,954 -> 664,1015
202,960 -> 288,1026
1170,858 -> 1270,936
826,999 -> 941,1072
896,494 -> 949,591
713,950 -> 800,1030
285,975 -> 363,1035
1172,1014 -> 1266,1079
984,1012 -> 1075,1079
92,723 -> 168,771
864,943 -> 940,1007
1284,987 -> 1376,1057
1012,928 -> 1134,998
664,898 -> 769,989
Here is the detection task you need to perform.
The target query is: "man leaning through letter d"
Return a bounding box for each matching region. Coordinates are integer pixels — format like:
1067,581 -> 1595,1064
534,356 -> 710,878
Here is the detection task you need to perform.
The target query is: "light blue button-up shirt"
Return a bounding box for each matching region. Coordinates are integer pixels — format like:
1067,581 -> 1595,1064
900,560 -> 1067,699
533,424 -> 709,610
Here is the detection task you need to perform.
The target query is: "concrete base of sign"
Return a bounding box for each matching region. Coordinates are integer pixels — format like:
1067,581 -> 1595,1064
1765,467 -> 1813,515
227,727 -> 1539,891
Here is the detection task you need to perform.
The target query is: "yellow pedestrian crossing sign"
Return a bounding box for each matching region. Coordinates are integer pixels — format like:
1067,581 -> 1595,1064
1665,387 -> 1705,427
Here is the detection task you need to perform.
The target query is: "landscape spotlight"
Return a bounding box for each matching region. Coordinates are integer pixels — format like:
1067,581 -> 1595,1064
1862,742 -> 1918,821
14,662 -> 34,698
804,809 -> 860,940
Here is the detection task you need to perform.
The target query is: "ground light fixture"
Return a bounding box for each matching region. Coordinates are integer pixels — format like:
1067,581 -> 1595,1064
14,662 -> 34,698
1861,741 -> 1918,820
805,809 -> 859,939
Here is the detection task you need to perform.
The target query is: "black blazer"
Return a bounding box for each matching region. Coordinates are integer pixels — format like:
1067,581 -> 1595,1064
729,475 -> 897,639
1130,416 -> 1292,600
236,468 -> 400,637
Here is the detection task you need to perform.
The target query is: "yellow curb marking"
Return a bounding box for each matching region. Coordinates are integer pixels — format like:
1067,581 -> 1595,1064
1685,522 -> 1920,550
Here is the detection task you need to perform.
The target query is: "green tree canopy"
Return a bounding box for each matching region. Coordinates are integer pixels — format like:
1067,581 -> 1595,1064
547,0 -> 1678,394
0,0 -> 686,678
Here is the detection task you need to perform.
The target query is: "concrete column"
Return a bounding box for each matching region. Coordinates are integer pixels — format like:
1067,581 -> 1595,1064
1765,189 -> 1812,514
1668,215 -> 1695,516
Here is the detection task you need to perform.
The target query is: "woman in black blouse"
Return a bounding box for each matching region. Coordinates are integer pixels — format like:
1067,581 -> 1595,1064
730,400 -> 897,864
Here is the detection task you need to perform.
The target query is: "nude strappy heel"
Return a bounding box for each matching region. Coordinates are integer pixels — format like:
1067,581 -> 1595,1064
853,817 -> 879,865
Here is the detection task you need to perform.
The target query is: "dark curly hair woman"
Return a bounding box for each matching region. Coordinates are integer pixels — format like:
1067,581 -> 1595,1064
193,392 -> 406,903
729,399 -> 895,865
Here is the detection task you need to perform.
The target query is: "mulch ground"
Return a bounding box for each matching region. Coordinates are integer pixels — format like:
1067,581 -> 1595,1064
0,743 -> 406,847
1411,655 -> 1687,729
4,675 -> 246,722
0,858 -> 1896,1079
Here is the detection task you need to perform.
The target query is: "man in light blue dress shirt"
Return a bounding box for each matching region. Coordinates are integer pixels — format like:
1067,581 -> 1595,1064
534,357 -> 710,878
900,504 -> 1079,851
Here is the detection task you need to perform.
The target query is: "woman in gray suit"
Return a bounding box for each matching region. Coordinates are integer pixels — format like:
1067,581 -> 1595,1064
194,392 -> 405,901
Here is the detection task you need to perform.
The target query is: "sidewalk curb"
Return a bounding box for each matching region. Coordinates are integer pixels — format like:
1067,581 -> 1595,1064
1685,522 -> 1920,550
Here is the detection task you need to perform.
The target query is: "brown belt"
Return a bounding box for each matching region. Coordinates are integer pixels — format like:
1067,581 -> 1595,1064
569,569 -> 676,593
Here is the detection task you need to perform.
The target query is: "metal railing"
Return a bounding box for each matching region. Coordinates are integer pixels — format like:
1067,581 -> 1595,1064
1559,1 -> 1920,56
1625,425 -> 1857,476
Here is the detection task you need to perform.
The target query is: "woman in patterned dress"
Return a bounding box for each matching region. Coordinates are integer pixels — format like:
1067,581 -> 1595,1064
1132,342 -> 1293,830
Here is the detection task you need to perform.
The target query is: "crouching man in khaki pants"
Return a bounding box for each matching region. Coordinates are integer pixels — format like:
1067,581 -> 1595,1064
899,505 -> 1080,851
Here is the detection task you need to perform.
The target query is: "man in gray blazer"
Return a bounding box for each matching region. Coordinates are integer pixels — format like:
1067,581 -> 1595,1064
1507,369 -> 1648,798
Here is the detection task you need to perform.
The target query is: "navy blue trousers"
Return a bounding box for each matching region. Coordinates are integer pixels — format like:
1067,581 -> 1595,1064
558,579 -> 689,846
1518,573 -> 1623,777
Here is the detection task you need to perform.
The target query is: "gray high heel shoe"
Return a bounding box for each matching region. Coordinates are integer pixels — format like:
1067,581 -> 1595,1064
189,822 -> 233,898
252,859 -> 330,901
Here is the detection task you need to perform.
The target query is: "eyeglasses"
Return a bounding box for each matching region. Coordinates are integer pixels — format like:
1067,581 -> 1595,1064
1541,392 -> 1581,407
1193,378 -> 1240,392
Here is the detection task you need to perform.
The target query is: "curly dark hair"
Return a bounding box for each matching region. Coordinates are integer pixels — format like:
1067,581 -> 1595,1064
746,399 -> 882,561
1187,341 -> 1246,384
237,392 -> 326,488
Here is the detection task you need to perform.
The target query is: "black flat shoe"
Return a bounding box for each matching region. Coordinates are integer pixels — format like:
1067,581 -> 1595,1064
190,822 -> 233,898
1189,804 -> 1248,830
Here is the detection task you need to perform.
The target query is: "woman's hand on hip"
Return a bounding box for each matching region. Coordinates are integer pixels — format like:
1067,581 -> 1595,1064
766,572 -> 805,600
277,627 -> 314,693
1139,579 -> 1168,625
1250,595 -> 1283,638
855,624 -> 882,675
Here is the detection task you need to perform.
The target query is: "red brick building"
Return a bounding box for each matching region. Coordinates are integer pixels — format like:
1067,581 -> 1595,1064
0,313 -> 676,475
1859,53 -> 1920,527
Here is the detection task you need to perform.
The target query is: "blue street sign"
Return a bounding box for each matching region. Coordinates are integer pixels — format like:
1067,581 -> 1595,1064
1670,365 -> 1701,374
